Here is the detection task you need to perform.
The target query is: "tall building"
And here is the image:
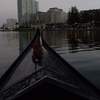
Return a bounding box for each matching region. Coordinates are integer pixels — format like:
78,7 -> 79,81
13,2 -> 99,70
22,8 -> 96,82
17,0 -> 39,26
33,1 -> 39,14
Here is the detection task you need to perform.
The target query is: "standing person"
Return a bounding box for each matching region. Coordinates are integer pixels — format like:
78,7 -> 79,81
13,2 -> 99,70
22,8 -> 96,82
32,29 -> 43,71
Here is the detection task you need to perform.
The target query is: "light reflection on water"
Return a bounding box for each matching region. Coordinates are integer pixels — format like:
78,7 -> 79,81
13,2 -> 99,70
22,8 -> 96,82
0,31 -> 34,77
0,32 -> 19,76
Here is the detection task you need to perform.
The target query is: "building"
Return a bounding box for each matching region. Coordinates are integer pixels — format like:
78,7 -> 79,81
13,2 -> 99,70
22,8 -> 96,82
4,18 -> 18,30
33,1 -> 39,14
46,8 -> 67,24
6,19 -> 17,26
17,0 -> 39,26
36,12 -> 46,24
32,7 -> 67,25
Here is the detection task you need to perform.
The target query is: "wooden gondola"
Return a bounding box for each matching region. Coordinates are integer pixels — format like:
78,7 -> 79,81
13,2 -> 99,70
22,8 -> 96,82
0,29 -> 100,100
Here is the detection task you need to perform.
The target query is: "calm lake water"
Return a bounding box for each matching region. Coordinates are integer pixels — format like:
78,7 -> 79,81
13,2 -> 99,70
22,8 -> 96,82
0,32 -> 19,76
0,30 -> 100,89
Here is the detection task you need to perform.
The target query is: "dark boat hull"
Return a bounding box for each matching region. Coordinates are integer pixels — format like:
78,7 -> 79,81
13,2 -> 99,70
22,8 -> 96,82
13,77 -> 88,100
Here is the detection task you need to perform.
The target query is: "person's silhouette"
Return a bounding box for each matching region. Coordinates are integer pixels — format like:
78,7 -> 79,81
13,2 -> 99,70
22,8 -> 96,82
32,29 -> 43,69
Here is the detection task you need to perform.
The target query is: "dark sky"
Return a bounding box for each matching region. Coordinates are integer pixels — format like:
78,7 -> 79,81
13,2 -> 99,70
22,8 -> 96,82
0,0 -> 100,26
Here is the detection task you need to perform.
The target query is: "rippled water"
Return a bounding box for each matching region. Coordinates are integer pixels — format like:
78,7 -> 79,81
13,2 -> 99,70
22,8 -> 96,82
44,30 -> 100,89
0,30 -> 100,90
0,31 -> 34,77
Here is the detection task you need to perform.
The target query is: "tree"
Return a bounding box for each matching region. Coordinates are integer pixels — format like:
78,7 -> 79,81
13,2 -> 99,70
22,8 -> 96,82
67,6 -> 80,25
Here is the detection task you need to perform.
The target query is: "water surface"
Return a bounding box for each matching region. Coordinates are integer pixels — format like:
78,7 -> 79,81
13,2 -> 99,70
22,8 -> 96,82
44,30 -> 100,89
0,31 -> 19,76
0,30 -> 100,90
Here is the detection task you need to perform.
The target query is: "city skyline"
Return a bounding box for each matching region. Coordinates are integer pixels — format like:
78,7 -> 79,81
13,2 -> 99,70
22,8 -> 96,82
0,0 -> 100,26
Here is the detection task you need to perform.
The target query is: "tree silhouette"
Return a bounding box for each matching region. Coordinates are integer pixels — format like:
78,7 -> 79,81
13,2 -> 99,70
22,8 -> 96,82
67,6 -> 80,25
